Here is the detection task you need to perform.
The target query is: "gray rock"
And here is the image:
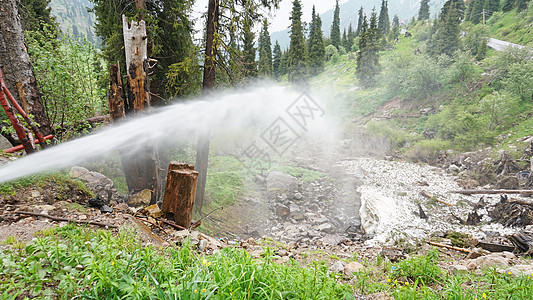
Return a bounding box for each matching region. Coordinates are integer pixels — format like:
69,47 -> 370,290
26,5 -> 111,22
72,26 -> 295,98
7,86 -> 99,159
501,264 -> 533,276
316,223 -> 333,233
330,260 -> 346,273
289,203 -> 300,213
69,166 -> 121,204
0,135 -> 12,150
266,171 -> 298,192
344,261 -> 364,276
275,204 -> 290,218
293,192 -> 304,200
467,252 -> 515,270
450,265 -> 468,274
128,189 -> 152,207
447,164 -> 461,175
292,212 -> 306,221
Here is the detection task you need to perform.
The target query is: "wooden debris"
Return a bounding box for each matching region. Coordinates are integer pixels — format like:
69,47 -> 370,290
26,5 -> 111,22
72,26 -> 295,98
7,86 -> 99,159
477,241 -> 515,253
13,210 -> 118,228
466,211 -> 482,225
508,232 -> 533,255
417,203 -> 428,219
427,241 -> 470,253
161,162 -> 199,228
451,189 -> 533,195
420,190 -> 452,206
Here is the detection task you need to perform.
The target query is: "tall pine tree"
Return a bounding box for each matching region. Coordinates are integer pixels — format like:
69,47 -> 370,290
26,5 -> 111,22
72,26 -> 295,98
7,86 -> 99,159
390,14 -> 400,40
330,0 -> 341,49
356,10 -> 381,88
288,0 -> 308,83
418,0 -> 431,21
484,0 -> 501,18
429,0 -> 463,56
242,16 -> 257,78
470,0 -> 485,24
308,5 -> 326,76
18,0 -> 57,32
258,19 -> 272,77
272,41 -> 282,79
517,0 -> 529,11
502,0 -> 516,11
378,0 -> 390,35
346,23 -> 355,50
355,6 -> 364,37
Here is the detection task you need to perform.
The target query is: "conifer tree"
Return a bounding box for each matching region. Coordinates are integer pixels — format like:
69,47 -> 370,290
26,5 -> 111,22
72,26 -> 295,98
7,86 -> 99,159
308,5 -> 325,75
418,0 -> 431,21
18,0 -> 57,32
390,14 -> 400,40
470,0 -> 485,24
517,0 -> 529,11
346,23 -> 355,50
502,0 -> 516,11
242,16 -> 257,78
272,41 -> 282,79
258,19 -> 272,77
484,0 -> 501,18
429,0 -> 463,56
356,10 -> 381,88
288,0 -> 308,82
355,6 -> 364,37
330,0 -> 341,48
378,0 -> 390,35
342,28 -> 348,49
280,49 -> 290,76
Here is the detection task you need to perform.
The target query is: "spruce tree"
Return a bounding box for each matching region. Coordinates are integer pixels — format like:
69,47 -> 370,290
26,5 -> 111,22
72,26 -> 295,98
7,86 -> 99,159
502,0 -> 516,11
355,6 -> 364,37
272,41 -> 282,79
258,19 -> 272,77
517,0 -> 529,11
356,10 -> 381,88
390,14 -> 400,40
484,0 -> 500,18
288,0 -> 308,83
429,0 -> 463,56
342,28 -> 348,49
418,0 -> 431,21
18,0 -> 57,32
308,5 -> 326,76
242,16 -> 257,78
470,0 -> 485,24
280,49 -> 290,76
330,0 -> 341,49
378,0 -> 390,35
347,23 -> 355,50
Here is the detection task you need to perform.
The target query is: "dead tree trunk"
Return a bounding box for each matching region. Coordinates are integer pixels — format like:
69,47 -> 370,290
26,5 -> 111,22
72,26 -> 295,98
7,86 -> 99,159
119,15 -> 160,204
161,162 -> 198,228
107,63 -> 125,120
0,0 -> 50,135
195,0 -> 219,213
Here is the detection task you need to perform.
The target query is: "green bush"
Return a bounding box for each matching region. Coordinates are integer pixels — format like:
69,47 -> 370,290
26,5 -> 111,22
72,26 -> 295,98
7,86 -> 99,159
406,139 -> 450,163
367,121 -> 417,149
390,249 -> 442,285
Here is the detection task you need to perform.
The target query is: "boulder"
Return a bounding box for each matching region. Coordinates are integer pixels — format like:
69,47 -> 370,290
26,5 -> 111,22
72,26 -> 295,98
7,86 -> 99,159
69,166 -> 121,204
266,171 -> 298,192
275,204 -> 290,218
128,189 -> 152,207
501,264 -> 533,276
467,252 -> 515,270
330,260 -> 346,273
344,261 -> 364,276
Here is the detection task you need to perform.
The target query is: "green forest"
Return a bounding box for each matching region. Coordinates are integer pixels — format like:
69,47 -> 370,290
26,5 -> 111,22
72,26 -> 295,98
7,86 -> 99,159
1,0 -> 533,298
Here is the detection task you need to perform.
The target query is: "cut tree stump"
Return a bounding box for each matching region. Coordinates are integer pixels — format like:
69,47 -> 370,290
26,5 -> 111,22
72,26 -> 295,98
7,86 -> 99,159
161,162 -> 198,228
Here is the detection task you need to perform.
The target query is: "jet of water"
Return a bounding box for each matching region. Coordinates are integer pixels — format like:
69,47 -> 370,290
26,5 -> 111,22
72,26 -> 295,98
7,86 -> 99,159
0,85 -> 326,183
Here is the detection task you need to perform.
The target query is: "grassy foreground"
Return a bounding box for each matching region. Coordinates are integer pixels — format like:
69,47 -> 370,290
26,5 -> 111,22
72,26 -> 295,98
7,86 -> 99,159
1,224 -> 532,299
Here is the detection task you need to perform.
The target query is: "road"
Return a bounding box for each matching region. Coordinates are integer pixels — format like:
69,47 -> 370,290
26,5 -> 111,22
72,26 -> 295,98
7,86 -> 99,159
487,38 -> 525,51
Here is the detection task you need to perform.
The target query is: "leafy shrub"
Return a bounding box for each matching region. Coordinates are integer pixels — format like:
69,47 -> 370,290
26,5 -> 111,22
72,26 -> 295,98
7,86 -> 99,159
325,44 -> 339,61
502,60 -> 533,102
25,25 -> 106,140
443,51 -> 482,85
406,139 -> 450,163
390,249 -> 443,285
338,45 -> 347,55
367,121 -> 417,149
462,25 -> 489,61
479,91 -> 520,130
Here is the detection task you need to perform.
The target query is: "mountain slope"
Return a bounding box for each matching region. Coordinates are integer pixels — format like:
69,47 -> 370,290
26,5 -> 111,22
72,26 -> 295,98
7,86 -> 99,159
49,0 -> 98,45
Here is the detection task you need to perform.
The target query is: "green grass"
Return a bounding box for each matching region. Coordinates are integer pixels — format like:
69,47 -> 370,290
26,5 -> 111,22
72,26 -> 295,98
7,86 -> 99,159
0,171 -> 93,198
0,224 -> 353,299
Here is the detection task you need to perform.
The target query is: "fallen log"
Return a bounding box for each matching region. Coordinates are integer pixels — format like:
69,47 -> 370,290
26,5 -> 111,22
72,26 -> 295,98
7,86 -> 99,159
509,199 -> 533,207
508,232 -> 533,255
13,211 -> 118,228
427,241 -> 470,253
451,189 -> 533,195
420,191 -> 452,207
477,241 -> 515,253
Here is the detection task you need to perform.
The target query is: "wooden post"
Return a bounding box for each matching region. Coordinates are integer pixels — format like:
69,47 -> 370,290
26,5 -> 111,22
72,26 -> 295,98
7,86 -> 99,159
161,162 -> 198,228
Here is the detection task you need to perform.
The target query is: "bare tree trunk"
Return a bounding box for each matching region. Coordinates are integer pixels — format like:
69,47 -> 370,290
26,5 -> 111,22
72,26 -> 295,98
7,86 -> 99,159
161,162 -> 198,227
120,15 -> 160,205
0,0 -> 50,135
195,0 -> 219,213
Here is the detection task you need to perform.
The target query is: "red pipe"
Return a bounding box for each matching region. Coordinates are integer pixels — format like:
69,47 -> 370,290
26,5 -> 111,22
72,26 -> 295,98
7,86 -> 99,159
3,134 -> 53,153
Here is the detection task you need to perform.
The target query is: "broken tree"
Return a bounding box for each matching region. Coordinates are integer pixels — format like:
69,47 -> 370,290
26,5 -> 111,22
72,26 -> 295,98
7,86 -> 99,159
0,0 -> 50,138
106,15 -> 161,204
161,162 -> 198,228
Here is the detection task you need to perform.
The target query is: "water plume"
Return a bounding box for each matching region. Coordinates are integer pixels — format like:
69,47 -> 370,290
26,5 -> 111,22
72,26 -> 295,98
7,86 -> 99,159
0,85 -> 332,183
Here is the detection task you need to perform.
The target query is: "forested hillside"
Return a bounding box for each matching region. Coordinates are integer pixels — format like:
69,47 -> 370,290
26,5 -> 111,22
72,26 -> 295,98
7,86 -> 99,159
49,0 -> 98,44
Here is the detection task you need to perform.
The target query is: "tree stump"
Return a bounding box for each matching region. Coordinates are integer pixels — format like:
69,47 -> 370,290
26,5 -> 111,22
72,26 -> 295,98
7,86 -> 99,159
161,162 -> 198,228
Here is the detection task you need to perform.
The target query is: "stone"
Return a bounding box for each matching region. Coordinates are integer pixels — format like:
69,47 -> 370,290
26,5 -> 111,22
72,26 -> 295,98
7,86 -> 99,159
467,252 -> 515,270
266,171 -> 298,192
144,204 -> 163,218
289,203 -> 300,213
277,249 -> 288,257
344,261 -> 364,276
320,234 -> 343,246
69,166 -> 121,204
32,204 -> 56,215
380,249 -> 405,263
275,204 -> 290,218
313,216 -> 328,224
31,190 -> 41,198
0,135 -> 13,150
330,260 -> 346,273
501,264 -> 533,276
128,189 -> 152,207
292,212 -> 306,221
100,205 -> 113,213
466,248 -> 488,259
316,223 -> 333,233
447,164 -> 461,175
450,265 -> 468,274
293,192 -> 303,200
